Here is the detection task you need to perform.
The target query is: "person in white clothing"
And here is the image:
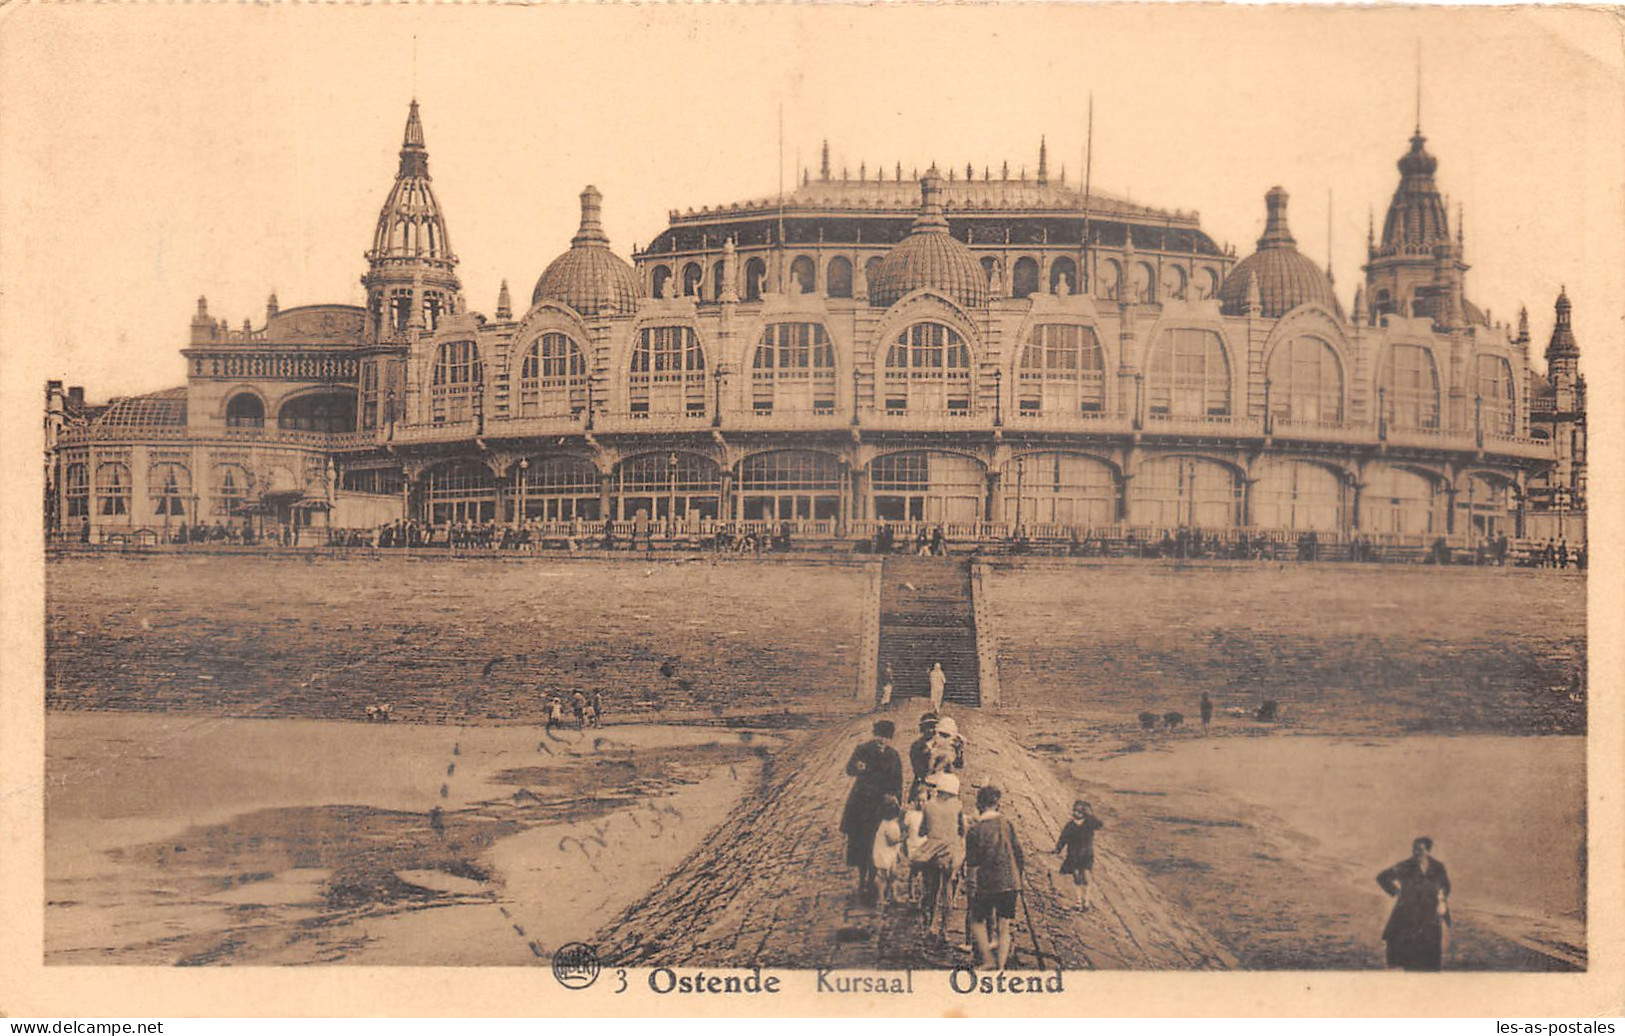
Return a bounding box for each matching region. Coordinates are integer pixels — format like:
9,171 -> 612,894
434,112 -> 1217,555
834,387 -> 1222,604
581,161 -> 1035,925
928,662 -> 947,711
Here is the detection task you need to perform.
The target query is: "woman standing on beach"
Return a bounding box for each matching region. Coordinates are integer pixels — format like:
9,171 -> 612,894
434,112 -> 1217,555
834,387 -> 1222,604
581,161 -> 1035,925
841,720 -> 903,901
1376,836 -> 1451,970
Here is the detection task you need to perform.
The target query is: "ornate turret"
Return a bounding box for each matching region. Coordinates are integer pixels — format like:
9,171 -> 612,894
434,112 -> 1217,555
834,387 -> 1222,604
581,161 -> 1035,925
1547,287 -> 1579,372
532,186 -> 640,317
1037,136 -> 1049,186
361,100 -> 461,341
1219,187 -> 1340,319
1363,126 -> 1481,328
867,166 -> 987,309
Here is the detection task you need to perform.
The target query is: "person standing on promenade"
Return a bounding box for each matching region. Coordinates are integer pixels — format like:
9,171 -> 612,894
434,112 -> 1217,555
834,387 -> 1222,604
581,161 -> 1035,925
1200,692 -> 1214,735
965,784 -> 1025,970
841,720 -> 903,902
1377,836 -> 1452,971
876,663 -> 895,710
928,662 -> 947,712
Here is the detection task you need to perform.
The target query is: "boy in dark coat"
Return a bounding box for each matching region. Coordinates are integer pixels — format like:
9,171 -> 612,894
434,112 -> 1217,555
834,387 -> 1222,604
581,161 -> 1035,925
964,784 -> 1025,970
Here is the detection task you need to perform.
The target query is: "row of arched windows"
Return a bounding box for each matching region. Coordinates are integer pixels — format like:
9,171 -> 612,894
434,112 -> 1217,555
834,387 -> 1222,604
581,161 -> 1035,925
222,390 -> 358,433
59,461 -> 259,519
423,325 -> 1519,431
410,449 -> 1517,535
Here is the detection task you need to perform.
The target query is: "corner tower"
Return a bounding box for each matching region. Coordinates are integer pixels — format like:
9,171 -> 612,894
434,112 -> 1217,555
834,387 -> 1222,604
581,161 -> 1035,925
361,101 -> 462,342
1363,127 -> 1471,328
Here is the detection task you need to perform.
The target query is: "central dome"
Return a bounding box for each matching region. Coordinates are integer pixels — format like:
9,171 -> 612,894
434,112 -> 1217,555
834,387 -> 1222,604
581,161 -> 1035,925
532,186 -> 640,317
867,167 -> 987,309
1219,187 -> 1340,319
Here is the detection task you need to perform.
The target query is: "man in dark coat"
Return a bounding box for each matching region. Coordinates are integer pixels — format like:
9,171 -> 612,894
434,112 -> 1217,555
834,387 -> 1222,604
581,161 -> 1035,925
1377,836 -> 1451,970
840,720 -> 903,898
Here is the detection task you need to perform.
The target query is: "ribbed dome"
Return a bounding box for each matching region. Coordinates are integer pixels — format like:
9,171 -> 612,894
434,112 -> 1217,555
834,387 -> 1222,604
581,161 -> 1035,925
367,101 -> 455,269
1219,187 -> 1340,319
1378,132 -> 1450,257
868,167 -> 987,309
532,186 -> 640,317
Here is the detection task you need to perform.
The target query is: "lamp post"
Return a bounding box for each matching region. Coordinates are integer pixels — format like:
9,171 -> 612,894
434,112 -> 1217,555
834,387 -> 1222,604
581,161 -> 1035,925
1377,386 -> 1388,441
516,457 -> 528,529
1475,394 -> 1484,448
851,365 -> 861,427
474,376 -> 486,435
992,367 -> 1003,427
668,451 -> 679,527
1263,377 -> 1273,435
713,364 -> 729,428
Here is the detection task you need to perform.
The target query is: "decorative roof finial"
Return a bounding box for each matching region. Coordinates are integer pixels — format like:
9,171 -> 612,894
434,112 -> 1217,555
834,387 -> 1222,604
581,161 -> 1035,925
495,279 -> 512,320
820,140 -> 831,181
1001,160 -> 1009,181
913,165 -> 948,233
1037,136 -> 1048,185
966,162 -> 973,181
266,292 -> 279,319
572,185 -> 610,248
397,99 -> 430,178
1258,186 -> 1296,250
1415,41 -> 1424,134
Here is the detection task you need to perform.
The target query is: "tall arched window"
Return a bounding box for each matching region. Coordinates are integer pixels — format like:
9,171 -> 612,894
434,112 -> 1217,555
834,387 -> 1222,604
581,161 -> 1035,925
737,451 -> 842,521
1129,456 -> 1240,528
869,451 -> 984,523
1197,268 -> 1221,301
1474,354 -> 1516,436
279,390 -> 356,433
1251,460 -> 1344,531
1364,466 -> 1439,534
629,326 -> 707,417
650,265 -> 674,299
711,261 -> 726,300
65,463 -> 89,518
1149,329 -> 1231,419
752,323 -> 835,414
225,392 -> 264,428
1018,324 -> 1105,415
1049,257 -> 1078,295
1097,259 -> 1122,300
743,258 -> 767,301
518,332 -> 587,418
1268,335 -> 1344,425
884,322 -> 971,415
681,263 -> 703,298
1160,265 -> 1187,302
521,456 -> 601,522
426,460 -> 497,524
826,257 -> 853,299
1381,344 -> 1441,430
95,462 -> 130,516
1000,453 -> 1115,526
213,463 -> 251,517
789,255 -> 817,295
430,341 -> 482,424
148,462 -> 191,517
615,452 -> 720,521
1012,257 -> 1040,299
1130,262 -> 1155,303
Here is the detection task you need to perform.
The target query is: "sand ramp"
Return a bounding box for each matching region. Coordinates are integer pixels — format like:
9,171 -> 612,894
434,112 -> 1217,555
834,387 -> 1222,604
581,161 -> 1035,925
596,706 -> 1235,970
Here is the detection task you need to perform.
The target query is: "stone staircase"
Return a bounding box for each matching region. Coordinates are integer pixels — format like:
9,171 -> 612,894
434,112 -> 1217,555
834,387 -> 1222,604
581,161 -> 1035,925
877,556 -> 981,707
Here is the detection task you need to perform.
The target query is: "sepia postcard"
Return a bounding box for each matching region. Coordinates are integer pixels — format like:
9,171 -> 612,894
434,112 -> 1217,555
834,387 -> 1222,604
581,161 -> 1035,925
1,0 -> 1620,1019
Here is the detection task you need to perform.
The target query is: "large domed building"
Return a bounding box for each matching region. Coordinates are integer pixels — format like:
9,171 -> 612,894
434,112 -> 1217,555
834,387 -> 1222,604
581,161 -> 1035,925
46,103 -> 1585,550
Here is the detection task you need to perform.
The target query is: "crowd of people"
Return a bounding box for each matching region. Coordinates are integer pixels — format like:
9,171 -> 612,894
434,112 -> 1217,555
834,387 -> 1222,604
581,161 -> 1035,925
544,688 -> 606,730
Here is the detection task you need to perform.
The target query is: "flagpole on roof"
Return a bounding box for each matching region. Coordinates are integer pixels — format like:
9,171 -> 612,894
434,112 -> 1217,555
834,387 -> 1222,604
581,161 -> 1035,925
1081,92 -> 1094,294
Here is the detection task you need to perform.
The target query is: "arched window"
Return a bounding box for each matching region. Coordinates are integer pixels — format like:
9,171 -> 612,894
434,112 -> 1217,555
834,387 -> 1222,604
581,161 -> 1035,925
425,460 -> 497,524
430,341 -> 482,424
65,463 -> 89,518
1373,288 -> 1395,317
95,462 -> 130,516
1474,354 -> 1516,436
1018,324 -> 1105,415
148,462 -> 191,517
1161,265 -> 1187,302
1456,474 -> 1512,539
737,451 -> 842,521
1251,460 -> 1344,531
743,258 -> 767,301
1097,259 -> 1122,301
826,257 -> 853,299
521,456 -> 600,522
1049,257 -> 1078,296
1129,456 -> 1240,528
1268,335 -> 1344,425
1381,344 -> 1440,430
884,322 -> 972,415
1148,329 -> 1231,419
751,323 -> 835,415
863,256 -> 884,299
213,463 -> 251,517
1196,268 -> 1221,301
869,451 -> 984,523
1000,453 -> 1115,527
979,257 -> 1002,295
681,263 -> 703,299
711,261 -> 726,300
650,265 -> 674,299
1012,257 -> 1040,299
518,332 -> 587,418
789,255 -> 817,295
1364,466 -> 1439,534
629,325 -> 707,417
1130,262 -> 1155,303
279,390 -> 356,433
615,452 -> 720,522
225,392 -> 264,428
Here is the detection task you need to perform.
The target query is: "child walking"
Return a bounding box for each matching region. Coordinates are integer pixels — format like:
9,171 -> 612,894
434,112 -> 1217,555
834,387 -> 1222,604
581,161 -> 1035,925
1055,799 -> 1106,911
964,784 -> 1025,971
902,784 -> 928,901
871,795 -> 905,906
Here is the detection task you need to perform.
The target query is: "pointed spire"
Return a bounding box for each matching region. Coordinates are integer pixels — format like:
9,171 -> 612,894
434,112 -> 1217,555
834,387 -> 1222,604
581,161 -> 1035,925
820,140 -> 831,180
912,165 -> 949,233
398,99 -> 429,178
265,292 -> 279,320
859,160 -> 866,181
571,185 -> 610,248
1037,136 -> 1049,185
966,162 -> 973,181
1258,186 -> 1296,249
896,161 -> 902,182
802,168 -> 809,186
495,279 -> 512,320
1001,160 -> 1009,181
1456,202 -> 1465,250
1517,304 -> 1530,343
1547,287 -> 1578,361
